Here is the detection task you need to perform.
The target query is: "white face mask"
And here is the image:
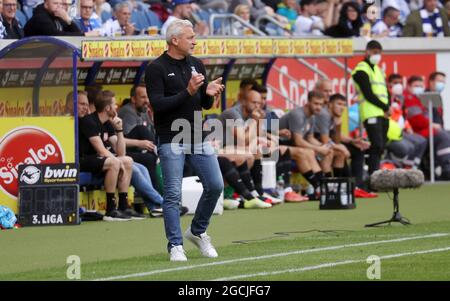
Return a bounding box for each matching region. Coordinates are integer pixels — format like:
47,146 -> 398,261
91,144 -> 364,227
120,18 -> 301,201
435,81 -> 445,93
392,83 -> 404,96
413,86 -> 425,95
369,54 -> 382,65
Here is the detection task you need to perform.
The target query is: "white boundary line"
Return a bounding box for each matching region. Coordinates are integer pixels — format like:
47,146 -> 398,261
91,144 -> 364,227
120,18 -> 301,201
93,233 -> 448,281
213,246 -> 450,281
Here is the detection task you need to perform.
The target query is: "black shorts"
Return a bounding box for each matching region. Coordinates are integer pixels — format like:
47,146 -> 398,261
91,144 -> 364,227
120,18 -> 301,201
279,138 -> 294,146
80,155 -> 107,173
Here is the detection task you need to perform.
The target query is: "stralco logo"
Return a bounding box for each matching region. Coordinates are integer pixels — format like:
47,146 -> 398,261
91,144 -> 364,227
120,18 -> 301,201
20,166 -> 41,185
0,127 -> 64,198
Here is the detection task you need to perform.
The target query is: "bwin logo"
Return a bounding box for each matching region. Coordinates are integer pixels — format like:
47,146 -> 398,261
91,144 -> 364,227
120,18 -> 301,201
20,166 -> 41,184
44,165 -> 77,179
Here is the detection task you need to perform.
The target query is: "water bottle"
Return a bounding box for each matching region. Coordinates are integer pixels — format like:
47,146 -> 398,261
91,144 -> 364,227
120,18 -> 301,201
340,182 -> 348,206
276,176 -> 285,202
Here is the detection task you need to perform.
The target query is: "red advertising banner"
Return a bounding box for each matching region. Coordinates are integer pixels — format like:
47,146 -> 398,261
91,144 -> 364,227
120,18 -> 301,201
265,54 -> 437,110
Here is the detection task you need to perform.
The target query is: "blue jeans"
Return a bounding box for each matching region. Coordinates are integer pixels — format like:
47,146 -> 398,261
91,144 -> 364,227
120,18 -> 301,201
131,162 -> 164,211
158,142 -> 224,251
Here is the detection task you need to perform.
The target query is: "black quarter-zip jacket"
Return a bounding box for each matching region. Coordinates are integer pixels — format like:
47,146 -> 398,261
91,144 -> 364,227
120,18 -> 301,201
145,51 -> 213,144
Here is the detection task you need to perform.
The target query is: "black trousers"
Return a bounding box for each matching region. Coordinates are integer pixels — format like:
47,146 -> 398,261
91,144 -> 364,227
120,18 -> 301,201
125,125 -> 159,187
363,116 -> 389,175
343,143 -> 366,188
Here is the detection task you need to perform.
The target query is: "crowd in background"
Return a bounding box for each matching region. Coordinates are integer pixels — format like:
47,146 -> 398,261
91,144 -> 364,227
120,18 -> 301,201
1,0 -> 450,39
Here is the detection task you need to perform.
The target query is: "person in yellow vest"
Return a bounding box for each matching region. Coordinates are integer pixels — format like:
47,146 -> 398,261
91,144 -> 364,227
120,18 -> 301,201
351,40 -> 390,176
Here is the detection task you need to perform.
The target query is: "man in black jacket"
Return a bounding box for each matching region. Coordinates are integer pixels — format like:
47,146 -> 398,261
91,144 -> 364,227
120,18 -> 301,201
146,19 -> 224,262
24,0 -> 83,36
2,0 -> 24,39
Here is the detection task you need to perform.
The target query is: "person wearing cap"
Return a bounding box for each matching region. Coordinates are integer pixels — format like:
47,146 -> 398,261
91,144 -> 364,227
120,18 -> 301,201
351,40 -> 390,178
160,0 -> 208,36
145,19 -> 224,262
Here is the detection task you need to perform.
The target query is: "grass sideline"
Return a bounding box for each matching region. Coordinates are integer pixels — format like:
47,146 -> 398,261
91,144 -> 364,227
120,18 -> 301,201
0,183 -> 449,280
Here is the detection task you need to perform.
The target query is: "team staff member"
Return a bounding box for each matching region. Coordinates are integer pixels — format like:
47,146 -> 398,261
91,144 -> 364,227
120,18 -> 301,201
352,40 -> 390,176
145,19 -> 225,262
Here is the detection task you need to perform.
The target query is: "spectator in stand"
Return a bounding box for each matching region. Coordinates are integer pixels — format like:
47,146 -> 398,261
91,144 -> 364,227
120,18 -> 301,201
229,0 -> 288,24
371,6 -> 403,38
403,0 -> 450,37
161,0 -> 209,36
95,0 -> 112,23
197,0 -> 228,12
262,0 -> 281,11
2,0 -> 24,39
231,4 -> 252,35
0,0 -> 7,39
24,0 -> 85,36
324,1 -> 363,37
276,0 -> 299,31
294,0 -> 324,36
426,71 -> 446,126
445,0 -> 450,28
382,0 -> 410,24
101,2 -> 139,36
74,0 -> 102,35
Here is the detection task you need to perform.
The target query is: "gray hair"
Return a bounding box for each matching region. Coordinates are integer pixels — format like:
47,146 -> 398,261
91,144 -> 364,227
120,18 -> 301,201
166,19 -> 194,44
314,78 -> 332,90
114,2 -> 131,13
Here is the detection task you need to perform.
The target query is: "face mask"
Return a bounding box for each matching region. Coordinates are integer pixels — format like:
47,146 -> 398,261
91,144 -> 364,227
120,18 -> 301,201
392,83 -> 403,95
435,81 -> 445,93
413,86 -> 425,95
369,54 -> 382,65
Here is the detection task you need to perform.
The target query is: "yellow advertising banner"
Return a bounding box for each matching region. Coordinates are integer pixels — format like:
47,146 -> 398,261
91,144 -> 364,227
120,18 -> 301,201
339,39 -> 353,55
309,40 -> 324,56
206,39 -> 224,56
242,39 -> 259,56
0,117 -> 76,213
192,39 -> 208,56
323,39 -> 340,55
81,38 -> 353,60
292,39 -> 308,56
150,39 -> 167,57
259,39 -> 273,56
224,39 -> 242,56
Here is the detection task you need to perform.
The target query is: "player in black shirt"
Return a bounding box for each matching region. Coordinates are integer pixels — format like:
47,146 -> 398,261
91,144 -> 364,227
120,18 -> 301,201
79,90 -> 134,221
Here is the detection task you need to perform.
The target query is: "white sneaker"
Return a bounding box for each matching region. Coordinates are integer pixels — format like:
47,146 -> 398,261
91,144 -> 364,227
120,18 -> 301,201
262,192 -> 283,205
169,245 -> 187,262
184,227 -> 218,258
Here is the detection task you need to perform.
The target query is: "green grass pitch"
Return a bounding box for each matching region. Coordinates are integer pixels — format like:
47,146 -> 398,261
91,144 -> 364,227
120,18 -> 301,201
1,183 -> 450,281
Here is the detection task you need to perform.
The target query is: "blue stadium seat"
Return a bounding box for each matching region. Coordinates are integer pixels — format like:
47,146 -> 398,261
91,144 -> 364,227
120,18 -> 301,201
144,8 -> 162,28
100,10 -> 112,23
16,9 -> 28,28
79,172 -> 104,187
22,5 -> 33,20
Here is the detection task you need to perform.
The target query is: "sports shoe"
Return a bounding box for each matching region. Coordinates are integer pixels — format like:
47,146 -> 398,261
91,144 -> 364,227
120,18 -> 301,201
149,207 -> 163,218
223,199 -> 240,210
103,209 -> 132,222
169,245 -> 187,262
354,187 -> 378,198
122,208 -> 146,220
284,191 -> 309,203
180,206 -> 189,216
184,227 -> 218,258
262,192 -> 283,205
243,198 -> 272,209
